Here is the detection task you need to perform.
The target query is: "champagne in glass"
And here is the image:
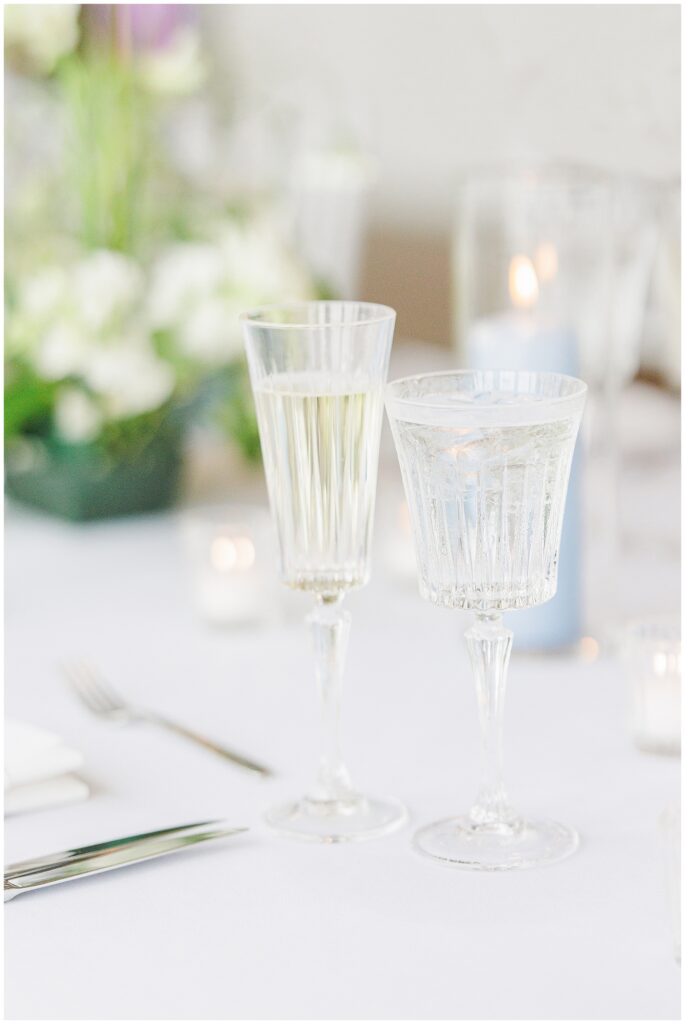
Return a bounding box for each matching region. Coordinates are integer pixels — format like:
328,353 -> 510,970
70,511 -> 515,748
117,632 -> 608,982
243,302 -> 406,843
253,372 -> 384,595
387,369 -> 586,869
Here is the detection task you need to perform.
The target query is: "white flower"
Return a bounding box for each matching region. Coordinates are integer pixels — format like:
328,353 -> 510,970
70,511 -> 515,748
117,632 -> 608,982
137,26 -> 207,97
219,220 -> 313,302
73,250 -> 144,332
72,251 -> 144,333
147,220 -> 314,369
18,265 -> 68,320
83,338 -> 175,419
179,297 -> 244,363
33,322 -> 87,379
54,387 -> 102,444
148,243 -> 224,329
4,4 -> 80,74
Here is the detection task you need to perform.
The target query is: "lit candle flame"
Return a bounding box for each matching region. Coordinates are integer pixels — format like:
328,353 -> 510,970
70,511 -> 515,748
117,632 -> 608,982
508,254 -> 539,310
234,536 -> 256,570
652,651 -> 680,677
580,636 -> 600,662
535,242 -> 558,283
211,535 -> 256,572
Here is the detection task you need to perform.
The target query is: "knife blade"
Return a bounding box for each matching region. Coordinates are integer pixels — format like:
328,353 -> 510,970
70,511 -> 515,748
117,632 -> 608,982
4,820 -> 247,901
5,820 -> 220,878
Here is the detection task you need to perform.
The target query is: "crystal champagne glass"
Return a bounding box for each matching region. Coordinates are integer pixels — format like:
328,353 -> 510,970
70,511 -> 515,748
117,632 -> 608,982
386,369 -> 586,869
242,301 -> 406,842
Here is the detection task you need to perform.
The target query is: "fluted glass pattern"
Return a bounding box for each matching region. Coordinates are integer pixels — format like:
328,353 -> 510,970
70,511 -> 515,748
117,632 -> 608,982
387,370 -> 587,870
254,375 -> 383,594
244,302 -> 394,599
242,302 -> 406,843
386,370 -> 585,612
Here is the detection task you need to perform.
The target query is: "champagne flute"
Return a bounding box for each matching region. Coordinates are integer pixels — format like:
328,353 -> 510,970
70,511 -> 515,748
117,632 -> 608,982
242,301 -> 406,842
386,369 -> 586,869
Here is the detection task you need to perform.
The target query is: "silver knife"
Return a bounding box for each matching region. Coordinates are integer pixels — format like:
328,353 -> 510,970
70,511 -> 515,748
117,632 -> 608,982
4,820 -> 247,901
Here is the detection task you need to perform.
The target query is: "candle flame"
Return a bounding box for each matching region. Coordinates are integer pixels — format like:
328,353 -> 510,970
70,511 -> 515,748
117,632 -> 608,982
211,535 -> 256,572
653,651 -> 680,677
508,254 -> 539,310
211,536 -> 237,572
535,242 -> 558,283
234,536 -> 256,570
580,636 -> 600,662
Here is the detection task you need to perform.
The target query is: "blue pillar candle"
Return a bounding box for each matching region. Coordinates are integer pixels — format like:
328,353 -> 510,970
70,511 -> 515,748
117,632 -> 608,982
467,312 -> 583,651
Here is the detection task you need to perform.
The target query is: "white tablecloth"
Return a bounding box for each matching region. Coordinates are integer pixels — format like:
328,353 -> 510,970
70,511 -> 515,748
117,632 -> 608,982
5,375 -> 680,1020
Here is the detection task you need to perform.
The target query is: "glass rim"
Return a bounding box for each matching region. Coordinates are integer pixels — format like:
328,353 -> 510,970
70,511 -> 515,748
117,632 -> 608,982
620,614 -> 682,646
240,300 -> 396,330
452,160 -> 678,195
385,369 -> 587,426
387,369 -> 587,406
452,160 -> 614,193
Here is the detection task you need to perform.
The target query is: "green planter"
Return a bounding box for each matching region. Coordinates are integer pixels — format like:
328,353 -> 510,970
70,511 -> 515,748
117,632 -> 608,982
5,427 -> 183,522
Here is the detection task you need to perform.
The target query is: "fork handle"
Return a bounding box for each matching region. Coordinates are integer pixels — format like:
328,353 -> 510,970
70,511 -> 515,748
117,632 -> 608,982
143,714 -> 272,777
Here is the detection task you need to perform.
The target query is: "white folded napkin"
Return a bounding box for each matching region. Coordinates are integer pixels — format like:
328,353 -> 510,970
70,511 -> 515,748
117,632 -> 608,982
5,719 -> 89,815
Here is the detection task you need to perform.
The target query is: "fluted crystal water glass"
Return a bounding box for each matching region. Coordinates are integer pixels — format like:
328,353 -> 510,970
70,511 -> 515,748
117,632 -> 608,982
242,301 -> 406,842
386,369 -> 586,869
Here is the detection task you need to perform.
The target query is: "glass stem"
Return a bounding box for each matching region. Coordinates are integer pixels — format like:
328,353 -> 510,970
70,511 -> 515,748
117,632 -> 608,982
465,612 -> 517,829
306,595 -> 354,803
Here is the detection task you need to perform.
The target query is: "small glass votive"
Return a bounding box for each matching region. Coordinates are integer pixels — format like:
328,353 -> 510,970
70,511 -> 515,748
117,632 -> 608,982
660,802 -> 681,964
181,504 -> 279,627
620,618 -> 681,755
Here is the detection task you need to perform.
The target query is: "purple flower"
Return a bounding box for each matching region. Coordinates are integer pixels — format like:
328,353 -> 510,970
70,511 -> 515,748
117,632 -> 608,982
121,5 -> 195,50
84,4 -> 195,53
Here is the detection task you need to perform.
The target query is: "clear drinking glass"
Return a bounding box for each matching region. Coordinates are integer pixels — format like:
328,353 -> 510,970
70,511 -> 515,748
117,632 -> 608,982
242,301 -> 406,842
386,369 -> 586,869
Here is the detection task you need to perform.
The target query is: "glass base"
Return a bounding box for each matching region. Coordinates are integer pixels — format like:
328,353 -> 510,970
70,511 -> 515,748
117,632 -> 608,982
413,814 -> 579,870
265,793 -> 407,843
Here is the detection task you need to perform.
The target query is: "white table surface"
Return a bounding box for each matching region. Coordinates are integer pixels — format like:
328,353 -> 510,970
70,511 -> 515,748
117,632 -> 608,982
5,373 -> 681,1021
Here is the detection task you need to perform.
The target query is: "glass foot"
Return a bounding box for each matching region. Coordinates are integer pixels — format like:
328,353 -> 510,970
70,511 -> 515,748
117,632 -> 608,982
265,793 -> 407,843
413,814 -> 579,870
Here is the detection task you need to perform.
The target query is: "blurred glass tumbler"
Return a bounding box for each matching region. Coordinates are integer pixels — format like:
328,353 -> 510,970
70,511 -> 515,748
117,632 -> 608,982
620,619 -> 681,756
452,166 -> 661,393
242,301 -> 406,843
387,369 -> 586,869
453,166 -> 663,649
182,505 -> 278,626
453,168 -> 604,650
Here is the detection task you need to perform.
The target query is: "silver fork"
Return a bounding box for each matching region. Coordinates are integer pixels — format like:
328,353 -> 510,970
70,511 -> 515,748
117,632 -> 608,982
62,661 -> 273,777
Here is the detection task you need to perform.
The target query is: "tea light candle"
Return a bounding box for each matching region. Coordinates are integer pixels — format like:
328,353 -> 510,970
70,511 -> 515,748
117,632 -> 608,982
181,505 -> 278,626
620,619 -> 681,755
660,801 -> 681,963
632,647 -> 682,754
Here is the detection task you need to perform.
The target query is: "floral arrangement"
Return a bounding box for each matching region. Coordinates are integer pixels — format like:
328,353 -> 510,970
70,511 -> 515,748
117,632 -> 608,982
5,5 -> 315,517
6,216 -> 313,455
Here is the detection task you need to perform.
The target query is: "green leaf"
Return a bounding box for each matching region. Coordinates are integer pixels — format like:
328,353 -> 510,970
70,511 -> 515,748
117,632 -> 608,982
4,369 -> 56,439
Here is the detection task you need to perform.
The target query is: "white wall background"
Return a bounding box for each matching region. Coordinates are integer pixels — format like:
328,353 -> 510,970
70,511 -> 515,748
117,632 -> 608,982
207,4 -> 680,232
